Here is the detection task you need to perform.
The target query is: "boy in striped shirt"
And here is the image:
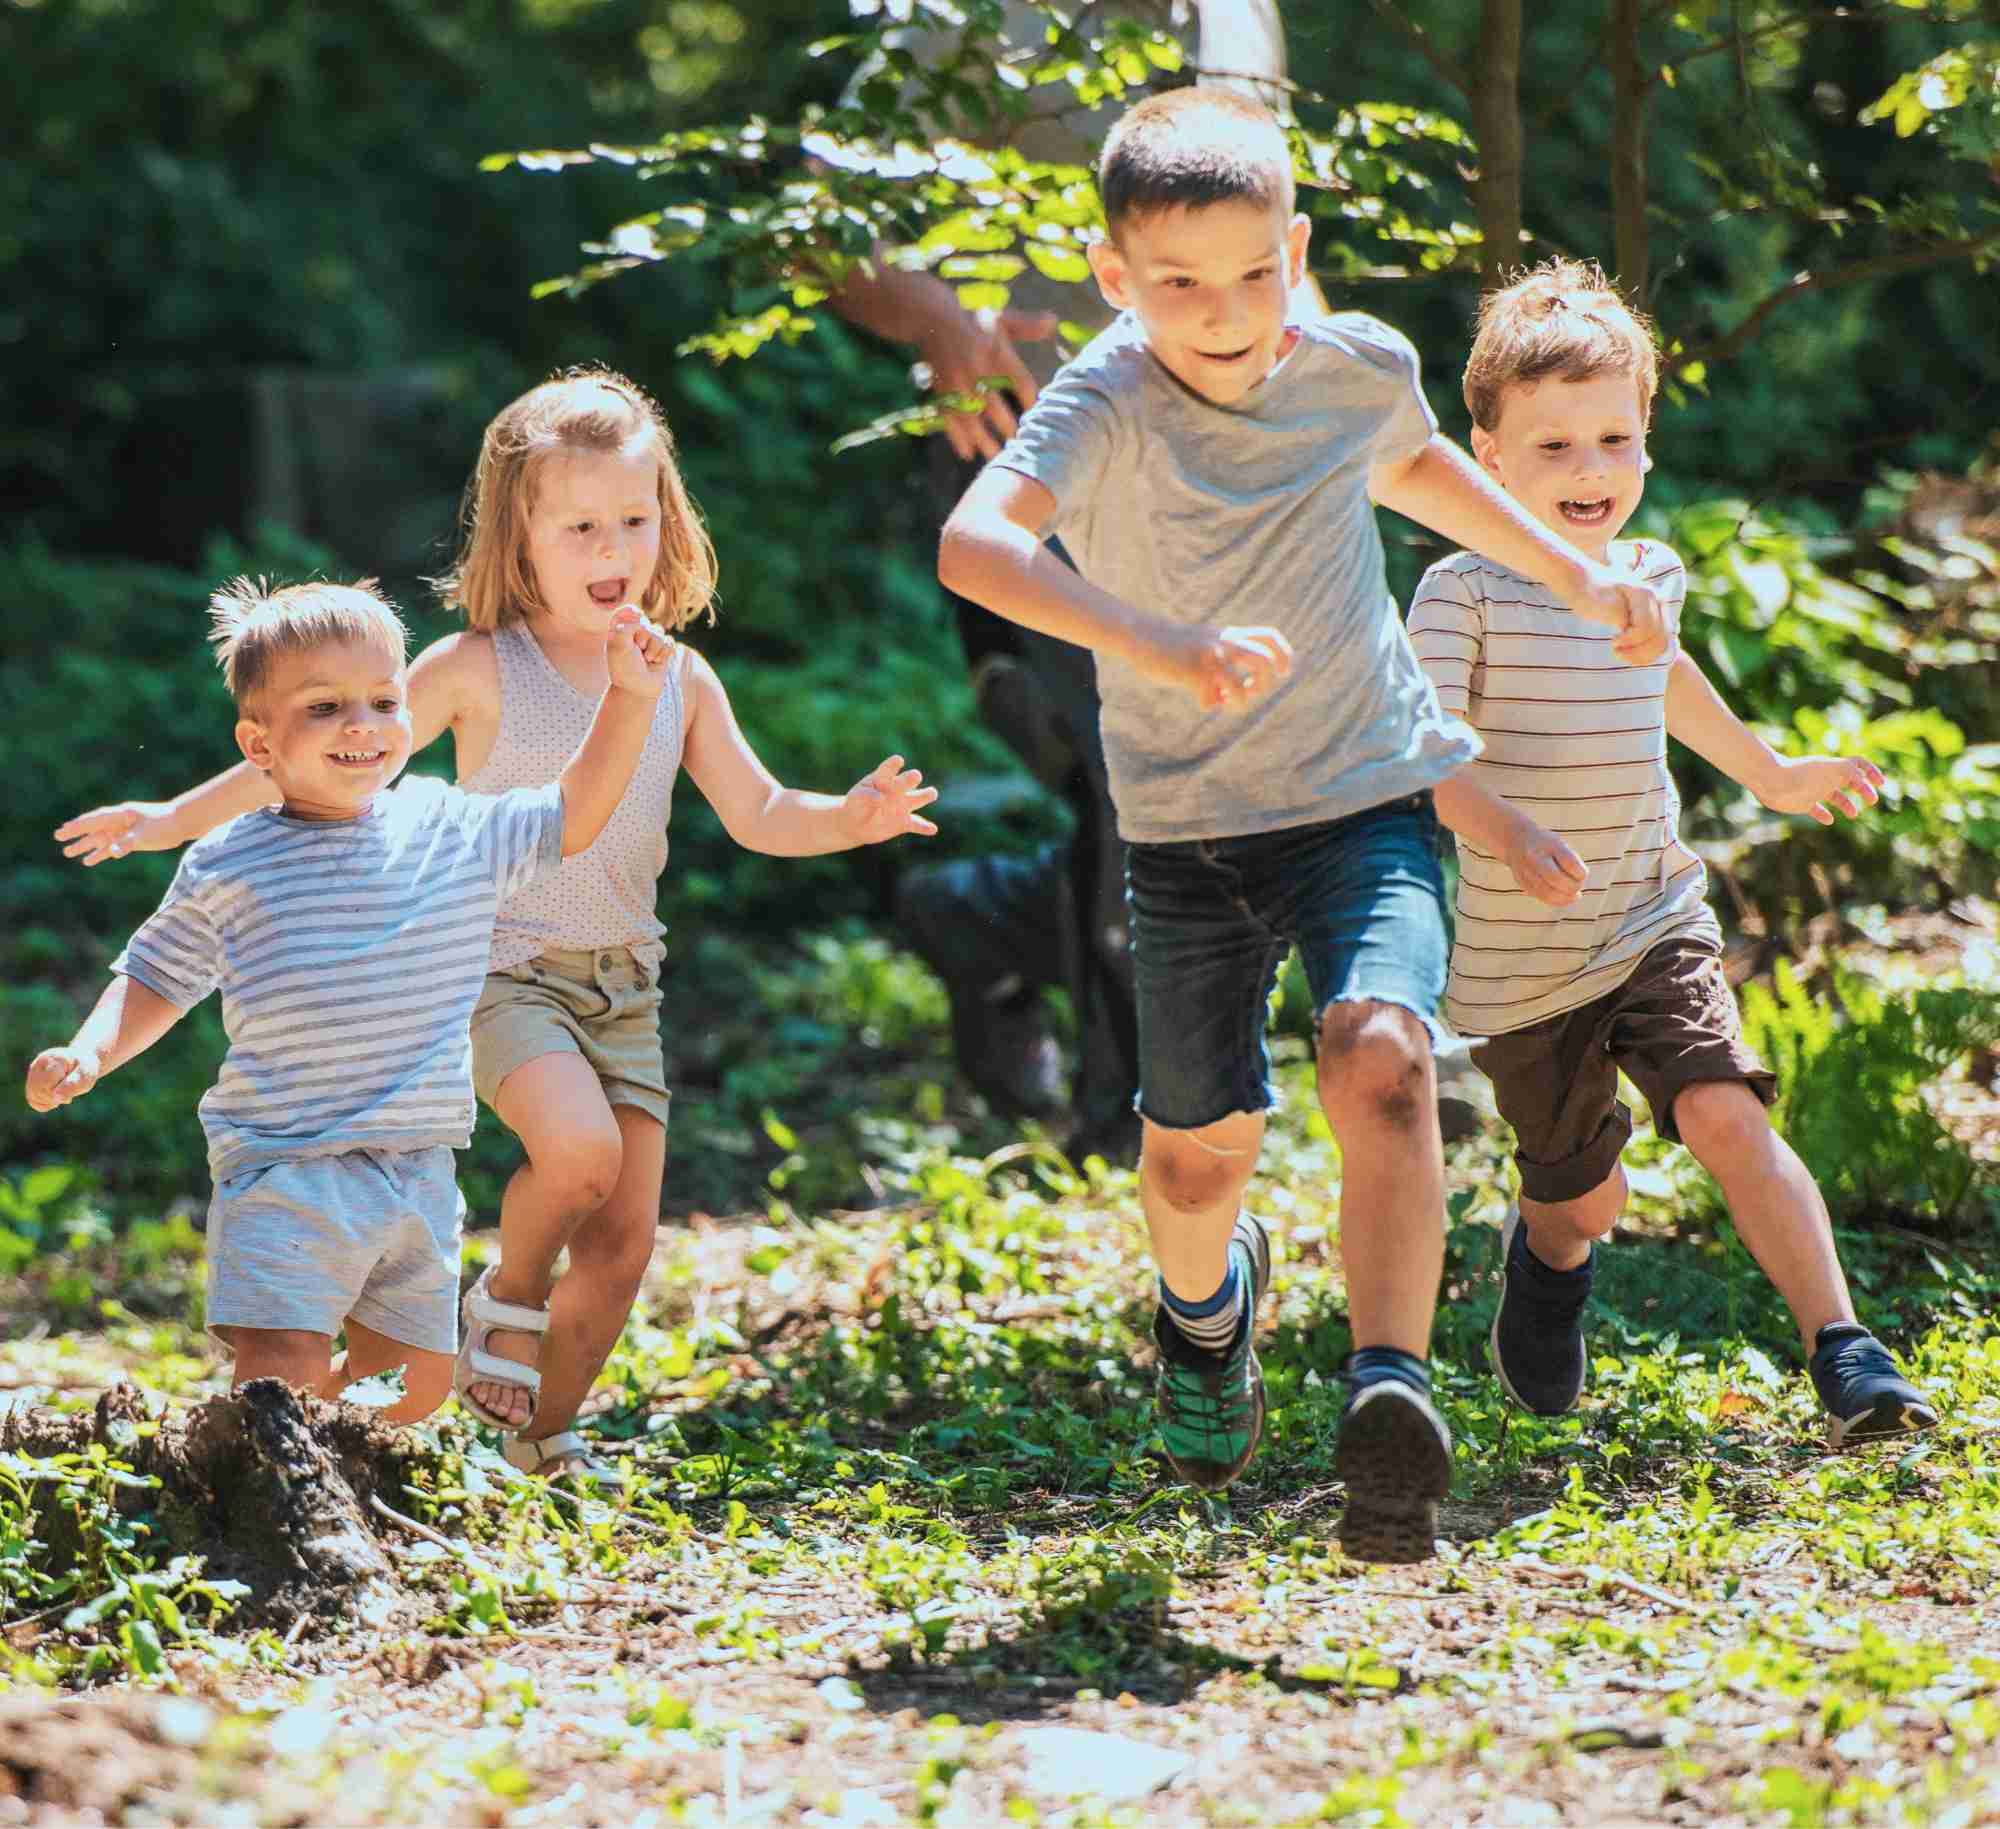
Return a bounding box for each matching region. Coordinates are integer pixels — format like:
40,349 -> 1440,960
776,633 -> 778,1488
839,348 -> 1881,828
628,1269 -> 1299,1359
24,578 -> 671,1424
1408,261 -> 1934,1449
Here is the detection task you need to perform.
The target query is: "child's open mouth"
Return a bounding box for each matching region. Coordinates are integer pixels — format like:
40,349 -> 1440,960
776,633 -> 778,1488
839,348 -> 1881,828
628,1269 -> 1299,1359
1560,498 -> 1614,526
329,749 -> 386,768
587,580 -> 627,607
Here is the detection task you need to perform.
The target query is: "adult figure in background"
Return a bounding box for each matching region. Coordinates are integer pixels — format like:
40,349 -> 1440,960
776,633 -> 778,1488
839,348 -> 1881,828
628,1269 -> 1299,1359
825,1 -> 1290,1164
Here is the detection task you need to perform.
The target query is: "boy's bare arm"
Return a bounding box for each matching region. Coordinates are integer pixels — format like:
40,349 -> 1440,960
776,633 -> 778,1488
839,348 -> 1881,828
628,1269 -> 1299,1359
938,466 -> 1292,707
24,976 -> 186,1112
1431,759 -> 1588,908
1370,439 -> 1671,664
1666,652 -> 1883,823
57,634 -> 472,865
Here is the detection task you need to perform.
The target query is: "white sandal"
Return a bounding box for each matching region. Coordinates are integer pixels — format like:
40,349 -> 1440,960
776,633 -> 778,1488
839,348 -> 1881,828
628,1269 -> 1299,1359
454,1265 -> 548,1431
501,1429 -> 632,1487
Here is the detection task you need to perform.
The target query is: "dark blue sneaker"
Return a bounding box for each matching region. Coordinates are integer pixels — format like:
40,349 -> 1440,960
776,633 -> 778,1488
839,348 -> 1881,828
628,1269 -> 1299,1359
1809,1324 -> 1937,1449
1152,1216 -> 1272,1490
1336,1359 -> 1453,1564
1488,1207 -> 1592,1416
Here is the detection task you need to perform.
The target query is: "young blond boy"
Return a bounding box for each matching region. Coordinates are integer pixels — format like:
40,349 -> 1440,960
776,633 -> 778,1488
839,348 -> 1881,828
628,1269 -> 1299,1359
940,90 -> 1673,1561
1407,260 -> 1934,1446
25,579 -> 672,1423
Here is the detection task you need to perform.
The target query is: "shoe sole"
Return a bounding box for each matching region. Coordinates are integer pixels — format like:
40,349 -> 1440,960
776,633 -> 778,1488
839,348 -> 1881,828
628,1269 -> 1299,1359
1336,1382 -> 1453,1564
1827,1395 -> 1939,1451
1487,1208 -> 1587,1418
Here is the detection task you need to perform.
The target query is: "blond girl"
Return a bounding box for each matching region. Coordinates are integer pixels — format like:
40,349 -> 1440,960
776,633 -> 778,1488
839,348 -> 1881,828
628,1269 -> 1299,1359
58,367 -> 938,1479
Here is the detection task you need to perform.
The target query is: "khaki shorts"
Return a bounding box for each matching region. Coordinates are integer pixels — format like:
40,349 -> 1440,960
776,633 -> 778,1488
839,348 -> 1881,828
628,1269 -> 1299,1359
470,944 -> 670,1128
1470,937 -> 1775,1204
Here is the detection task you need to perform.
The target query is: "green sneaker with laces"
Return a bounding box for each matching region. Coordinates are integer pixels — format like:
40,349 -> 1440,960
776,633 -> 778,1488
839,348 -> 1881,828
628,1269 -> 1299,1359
1152,1215 -> 1272,1490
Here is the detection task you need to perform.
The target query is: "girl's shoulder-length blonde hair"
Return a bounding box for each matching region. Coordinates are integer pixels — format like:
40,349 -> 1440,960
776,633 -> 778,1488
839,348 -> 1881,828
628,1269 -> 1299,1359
436,365 -> 719,634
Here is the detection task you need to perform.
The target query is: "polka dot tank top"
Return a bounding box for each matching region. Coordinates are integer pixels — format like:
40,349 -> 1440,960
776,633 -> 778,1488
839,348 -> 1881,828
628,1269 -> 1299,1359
461,622 -> 685,972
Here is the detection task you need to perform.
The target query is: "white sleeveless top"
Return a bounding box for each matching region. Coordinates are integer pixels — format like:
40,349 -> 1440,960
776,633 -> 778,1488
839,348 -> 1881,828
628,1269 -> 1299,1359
461,622 -> 685,972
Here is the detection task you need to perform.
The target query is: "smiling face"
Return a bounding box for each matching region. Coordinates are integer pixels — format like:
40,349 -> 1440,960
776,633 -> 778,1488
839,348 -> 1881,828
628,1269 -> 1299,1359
521,443 -> 666,641
235,637 -> 413,822
1471,371 -> 1652,562
1088,198 -> 1311,407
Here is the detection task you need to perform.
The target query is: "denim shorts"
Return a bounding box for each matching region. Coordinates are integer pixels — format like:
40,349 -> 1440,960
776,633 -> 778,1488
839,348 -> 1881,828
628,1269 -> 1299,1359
1127,794 -> 1450,1131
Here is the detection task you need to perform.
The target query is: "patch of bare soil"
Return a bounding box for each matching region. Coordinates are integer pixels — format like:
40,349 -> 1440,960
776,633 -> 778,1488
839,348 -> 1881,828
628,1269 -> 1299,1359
1,1380 -> 426,1629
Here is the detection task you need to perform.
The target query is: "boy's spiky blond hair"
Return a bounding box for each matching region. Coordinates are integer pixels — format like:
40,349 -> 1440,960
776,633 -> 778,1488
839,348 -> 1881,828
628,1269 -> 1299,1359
1464,259 -> 1659,431
437,364 -> 718,634
1098,88 -> 1295,238
208,577 -> 409,711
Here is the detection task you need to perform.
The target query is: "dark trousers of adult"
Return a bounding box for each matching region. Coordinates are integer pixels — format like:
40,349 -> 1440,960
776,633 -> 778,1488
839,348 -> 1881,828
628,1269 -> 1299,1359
909,446 -> 1140,1150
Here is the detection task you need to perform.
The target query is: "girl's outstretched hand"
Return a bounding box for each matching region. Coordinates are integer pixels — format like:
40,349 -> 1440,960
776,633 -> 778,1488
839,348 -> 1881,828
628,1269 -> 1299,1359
604,606 -> 675,698
1758,754 -> 1885,825
842,756 -> 940,845
55,802 -> 176,866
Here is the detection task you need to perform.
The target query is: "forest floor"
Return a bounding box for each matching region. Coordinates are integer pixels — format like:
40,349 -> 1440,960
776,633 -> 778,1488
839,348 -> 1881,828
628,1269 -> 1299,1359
2,911 -> 1999,1828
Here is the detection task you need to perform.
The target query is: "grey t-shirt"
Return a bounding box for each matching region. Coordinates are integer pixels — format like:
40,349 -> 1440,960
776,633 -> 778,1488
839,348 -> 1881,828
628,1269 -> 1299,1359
992,309 -> 1479,843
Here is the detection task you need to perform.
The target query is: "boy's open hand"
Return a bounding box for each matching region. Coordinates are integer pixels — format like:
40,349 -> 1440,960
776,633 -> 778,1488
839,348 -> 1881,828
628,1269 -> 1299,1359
1145,625 -> 1293,710
1502,818 -> 1589,906
1758,754 -> 1885,825
604,606 -> 675,697
1566,563 -> 1672,665
842,756 -> 940,845
25,1046 -> 101,1113
55,802 -> 176,867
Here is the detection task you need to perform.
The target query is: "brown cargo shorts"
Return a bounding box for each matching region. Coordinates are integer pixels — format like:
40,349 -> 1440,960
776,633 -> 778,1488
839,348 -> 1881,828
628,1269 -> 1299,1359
1469,936 -> 1775,1204
470,944 -> 671,1129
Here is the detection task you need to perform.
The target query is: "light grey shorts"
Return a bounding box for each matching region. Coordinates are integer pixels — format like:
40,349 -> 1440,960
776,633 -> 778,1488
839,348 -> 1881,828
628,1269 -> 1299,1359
204,1146 -> 465,1355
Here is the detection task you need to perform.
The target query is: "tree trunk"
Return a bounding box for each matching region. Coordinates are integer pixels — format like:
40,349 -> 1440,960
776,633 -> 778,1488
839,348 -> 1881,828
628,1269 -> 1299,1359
1609,0 -> 1650,302
1471,0 -> 1525,290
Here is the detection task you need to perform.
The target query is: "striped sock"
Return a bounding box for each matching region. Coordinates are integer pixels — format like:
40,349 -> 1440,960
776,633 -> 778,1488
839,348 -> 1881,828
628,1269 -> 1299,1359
1159,1257 -> 1246,1356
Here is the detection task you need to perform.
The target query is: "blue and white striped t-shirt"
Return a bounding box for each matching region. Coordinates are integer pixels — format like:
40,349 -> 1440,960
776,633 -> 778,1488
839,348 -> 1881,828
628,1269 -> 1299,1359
114,775 -> 565,1180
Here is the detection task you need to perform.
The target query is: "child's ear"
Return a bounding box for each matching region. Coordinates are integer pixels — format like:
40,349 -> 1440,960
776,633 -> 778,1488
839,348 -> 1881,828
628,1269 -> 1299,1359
1087,236 -> 1131,311
235,717 -> 272,770
1285,212 -> 1311,288
1469,424 -> 1504,479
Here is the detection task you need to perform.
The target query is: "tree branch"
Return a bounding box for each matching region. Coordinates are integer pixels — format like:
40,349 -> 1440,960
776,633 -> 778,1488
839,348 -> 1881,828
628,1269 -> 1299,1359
1363,0 -> 1471,96
1661,5 -> 1968,81
1610,0 -> 1651,302
1672,236 -> 2000,372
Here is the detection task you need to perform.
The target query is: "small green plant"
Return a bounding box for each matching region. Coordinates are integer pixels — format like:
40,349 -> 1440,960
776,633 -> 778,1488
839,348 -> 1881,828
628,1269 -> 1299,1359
1739,960 -> 2000,1223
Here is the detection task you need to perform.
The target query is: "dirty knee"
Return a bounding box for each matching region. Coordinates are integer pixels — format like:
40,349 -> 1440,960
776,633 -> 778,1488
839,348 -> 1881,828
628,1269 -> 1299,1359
1144,1139 -> 1248,1218
1316,1002 -> 1431,1130
532,1137 -> 624,1213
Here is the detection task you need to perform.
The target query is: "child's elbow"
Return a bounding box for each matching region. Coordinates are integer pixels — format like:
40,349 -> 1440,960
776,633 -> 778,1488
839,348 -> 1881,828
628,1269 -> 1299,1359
936,516 -> 977,598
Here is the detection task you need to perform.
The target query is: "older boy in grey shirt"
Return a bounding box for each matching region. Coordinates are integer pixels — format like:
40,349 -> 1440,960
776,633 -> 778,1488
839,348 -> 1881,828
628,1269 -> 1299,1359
942,87 -> 1669,1560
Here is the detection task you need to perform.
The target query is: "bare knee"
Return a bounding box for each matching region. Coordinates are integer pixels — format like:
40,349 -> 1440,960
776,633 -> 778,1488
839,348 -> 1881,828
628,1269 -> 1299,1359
1523,1164 -> 1626,1245
1672,1079 -> 1772,1165
1143,1131 -> 1251,1218
1316,1002 -> 1432,1132
566,1207 -> 658,1296
528,1128 -> 624,1214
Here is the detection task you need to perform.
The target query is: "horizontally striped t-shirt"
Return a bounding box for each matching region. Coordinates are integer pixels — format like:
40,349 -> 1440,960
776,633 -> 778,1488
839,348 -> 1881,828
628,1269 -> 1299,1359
1406,542 -> 1718,1036
113,775 -> 565,1179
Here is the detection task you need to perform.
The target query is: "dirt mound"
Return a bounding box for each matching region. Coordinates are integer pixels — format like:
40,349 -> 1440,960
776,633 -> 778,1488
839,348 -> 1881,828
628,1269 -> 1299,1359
0,1690 -> 204,1818
2,1379 -> 430,1629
